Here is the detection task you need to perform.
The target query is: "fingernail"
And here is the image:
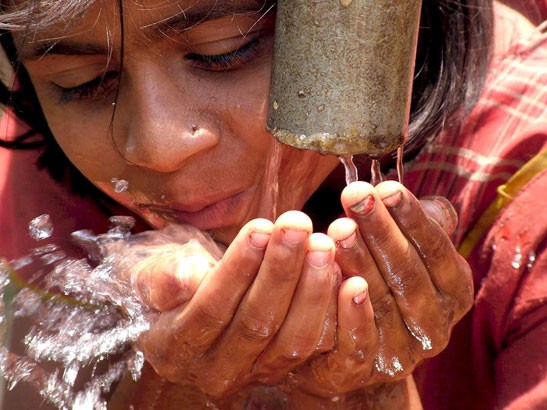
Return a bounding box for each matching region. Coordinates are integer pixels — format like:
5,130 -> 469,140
382,191 -> 402,208
421,197 -> 459,234
283,229 -> 308,246
352,287 -> 368,305
306,250 -> 331,268
337,231 -> 357,249
250,232 -> 271,248
434,198 -> 458,232
350,195 -> 375,215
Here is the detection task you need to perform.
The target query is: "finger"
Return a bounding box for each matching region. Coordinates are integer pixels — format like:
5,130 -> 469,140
131,242 -> 215,311
329,202 -> 413,370
254,233 -> 335,377
377,182 -> 473,322
327,217 -> 390,306
341,182 -> 443,355
292,277 -> 378,396
203,211 -> 312,392
336,276 -> 376,364
315,262 -> 341,354
139,218 -> 273,381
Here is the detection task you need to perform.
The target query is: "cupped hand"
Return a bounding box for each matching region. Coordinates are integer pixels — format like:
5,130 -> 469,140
134,211 -> 341,398
286,180 -> 473,398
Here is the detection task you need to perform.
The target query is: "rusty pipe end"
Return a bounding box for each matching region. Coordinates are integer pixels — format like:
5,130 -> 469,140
267,0 -> 422,156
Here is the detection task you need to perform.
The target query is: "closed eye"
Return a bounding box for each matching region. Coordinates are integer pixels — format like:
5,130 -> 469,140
185,37 -> 261,72
54,70 -> 119,103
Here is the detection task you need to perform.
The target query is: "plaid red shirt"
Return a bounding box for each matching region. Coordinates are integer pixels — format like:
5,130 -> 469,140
408,23 -> 547,410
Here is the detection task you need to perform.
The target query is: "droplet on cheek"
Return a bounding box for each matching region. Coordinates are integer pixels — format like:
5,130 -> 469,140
110,178 -> 129,193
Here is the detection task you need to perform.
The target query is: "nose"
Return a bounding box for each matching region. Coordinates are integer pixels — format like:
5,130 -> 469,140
117,66 -> 219,173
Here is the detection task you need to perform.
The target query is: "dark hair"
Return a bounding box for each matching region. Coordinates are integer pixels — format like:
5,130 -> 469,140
0,0 -> 494,196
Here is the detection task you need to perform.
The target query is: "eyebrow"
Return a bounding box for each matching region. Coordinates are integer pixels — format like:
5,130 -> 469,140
19,0 -> 271,61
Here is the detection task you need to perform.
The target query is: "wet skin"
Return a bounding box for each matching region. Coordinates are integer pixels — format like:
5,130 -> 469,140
15,0 -> 473,406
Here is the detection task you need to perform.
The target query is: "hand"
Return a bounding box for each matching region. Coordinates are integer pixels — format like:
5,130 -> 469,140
285,181 -> 473,398
133,211 -> 341,398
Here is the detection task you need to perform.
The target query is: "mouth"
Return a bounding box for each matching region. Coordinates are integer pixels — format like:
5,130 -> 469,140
138,188 -> 254,231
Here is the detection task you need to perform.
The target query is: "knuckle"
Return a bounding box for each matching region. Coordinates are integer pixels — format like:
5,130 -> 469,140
423,232 -> 451,263
371,292 -> 396,323
280,350 -> 306,364
388,248 -> 427,293
237,313 -> 278,344
193,297 -> 228,332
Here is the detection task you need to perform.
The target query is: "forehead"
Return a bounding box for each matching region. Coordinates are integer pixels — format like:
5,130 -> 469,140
4,0 -> 270,35
7,0 -> 272,58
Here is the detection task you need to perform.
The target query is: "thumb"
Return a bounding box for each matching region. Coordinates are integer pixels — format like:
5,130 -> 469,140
419,196 -> 459,235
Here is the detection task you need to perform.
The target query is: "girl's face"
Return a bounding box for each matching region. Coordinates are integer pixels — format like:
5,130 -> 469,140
16,0 -> 339,244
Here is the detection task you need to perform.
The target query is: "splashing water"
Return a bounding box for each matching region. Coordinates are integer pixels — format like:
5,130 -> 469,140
0,216 -> 221,409
28,214 -> 54,241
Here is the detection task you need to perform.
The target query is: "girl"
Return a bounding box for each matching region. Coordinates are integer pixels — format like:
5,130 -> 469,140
0,0 -> 545,408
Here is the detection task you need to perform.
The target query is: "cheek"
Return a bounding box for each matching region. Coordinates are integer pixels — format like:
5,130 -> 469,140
43,104 -> 124,183
216,67 -> 339,212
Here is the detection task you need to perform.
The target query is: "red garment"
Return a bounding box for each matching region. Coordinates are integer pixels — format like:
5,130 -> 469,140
406,24 -> 547,409
501,0 -> 547,25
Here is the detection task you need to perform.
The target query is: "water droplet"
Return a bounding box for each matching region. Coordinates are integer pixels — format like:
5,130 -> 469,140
273,100 -> 279,110
110,178 -> 129,193
127,350 -> 145,381
406,320 -> 433,351
527,251 -> 536,269
109,216 -> 135,231
317,104 -> 325,112
28,214 -> 54,241
110,178 -> 129,194
299,134 -> 306,141
511,247 -> 523,269
297,90 -> 306,98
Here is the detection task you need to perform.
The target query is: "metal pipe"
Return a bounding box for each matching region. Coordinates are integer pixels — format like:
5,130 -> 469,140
267,0 -> 422,157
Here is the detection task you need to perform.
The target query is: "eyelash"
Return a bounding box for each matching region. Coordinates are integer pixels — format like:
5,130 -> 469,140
56,71 -> 119,104
54,38 -> 262,103
185,37 -> 261,72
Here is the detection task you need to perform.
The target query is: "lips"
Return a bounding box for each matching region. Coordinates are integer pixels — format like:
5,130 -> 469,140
138,188 -> 253,231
